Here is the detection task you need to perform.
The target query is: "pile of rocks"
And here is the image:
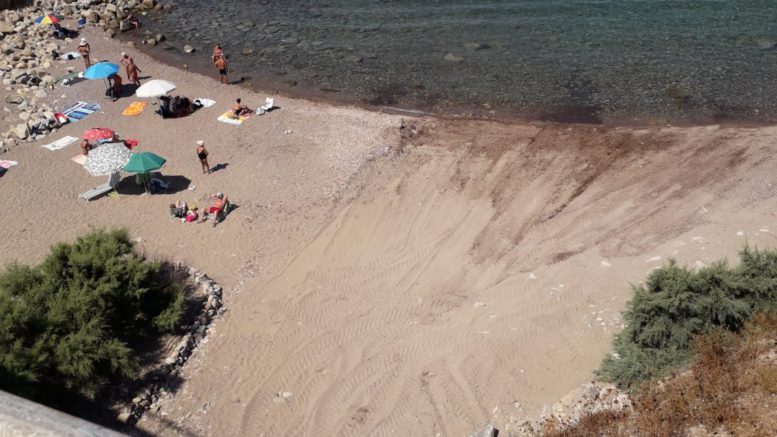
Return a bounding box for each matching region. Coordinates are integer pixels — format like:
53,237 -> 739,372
120,265 -> 225,426
0,7 -> 66,146
0,0 -> 167,152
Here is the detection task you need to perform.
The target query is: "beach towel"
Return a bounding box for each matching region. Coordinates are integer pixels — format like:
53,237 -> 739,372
58,72 -> 87,87
41,135 -> 79,151
71,154 -> 87,165
217,110 -> 251,125
61,51 -> 82,60
195,98 -> 216,108
0,160 -> 18,169
124,139 -> 139,150
122,102 -> 147,116
63,102 -> 100,123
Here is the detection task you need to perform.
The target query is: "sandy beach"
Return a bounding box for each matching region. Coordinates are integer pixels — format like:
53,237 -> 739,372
3,24 -> 777,436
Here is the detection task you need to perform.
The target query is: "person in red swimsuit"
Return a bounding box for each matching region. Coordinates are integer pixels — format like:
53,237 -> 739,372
201,192 -> 228,222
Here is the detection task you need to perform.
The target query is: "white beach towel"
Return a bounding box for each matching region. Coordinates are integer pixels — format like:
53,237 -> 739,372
41,135 -> 79,151
195,98 -> 216,108
61,51 -> 82,60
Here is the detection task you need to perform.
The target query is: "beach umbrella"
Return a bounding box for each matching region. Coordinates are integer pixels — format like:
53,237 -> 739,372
82,127 -> 115,142
34,14 -> 60,25
135,80 -> 176,98
84,62 -> 120,80
123,152 -> 166,174
83,143 -> 131,177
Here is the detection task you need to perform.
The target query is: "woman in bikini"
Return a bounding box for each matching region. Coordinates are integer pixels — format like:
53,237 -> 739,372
196,140 -> 210,174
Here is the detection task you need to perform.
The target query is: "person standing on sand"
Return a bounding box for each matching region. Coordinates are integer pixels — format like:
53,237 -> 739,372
212,44 -> 224,63
120,52 -> 140,85
215,55 -> 228,84
78,38 -> 91,68
196,140 -> 210,174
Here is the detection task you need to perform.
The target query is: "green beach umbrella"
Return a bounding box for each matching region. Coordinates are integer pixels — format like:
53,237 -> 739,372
123,152 -> 166,173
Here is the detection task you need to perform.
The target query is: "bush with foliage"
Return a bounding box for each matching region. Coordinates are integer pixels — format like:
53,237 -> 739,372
0,229 -> 184,400
598,246 -> 777,387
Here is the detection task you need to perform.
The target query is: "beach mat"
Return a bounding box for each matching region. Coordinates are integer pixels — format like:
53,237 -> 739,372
41,135 -> 79,151
0,160 -> 18,169
217,111 -> 250,125
71,154 -> 87,165
195,98 -> 216,108
61,51 -> 82,60
57,72 -> 87,87
122,101 -> 147,116
63,102 -> 100,123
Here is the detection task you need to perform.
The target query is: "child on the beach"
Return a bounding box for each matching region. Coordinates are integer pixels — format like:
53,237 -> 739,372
215,55 -> 228,84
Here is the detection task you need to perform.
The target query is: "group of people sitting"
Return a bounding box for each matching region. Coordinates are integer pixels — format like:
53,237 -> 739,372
169,193 -> 230,226
157,96 -> 203,119
169,200 -> 199,223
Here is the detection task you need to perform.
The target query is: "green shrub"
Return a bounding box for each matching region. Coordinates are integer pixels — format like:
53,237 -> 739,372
0,229 -> 184,400
598,247 -> 777,387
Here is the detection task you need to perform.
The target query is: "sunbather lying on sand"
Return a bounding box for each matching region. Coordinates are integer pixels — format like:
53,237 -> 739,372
170,200 -> 187,218
183,207 -> 199,223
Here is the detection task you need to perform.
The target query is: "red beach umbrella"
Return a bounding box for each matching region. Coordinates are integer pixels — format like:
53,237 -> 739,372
83,127 -> 116,142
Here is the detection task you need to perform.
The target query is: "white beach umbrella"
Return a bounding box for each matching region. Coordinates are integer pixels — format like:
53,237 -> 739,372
83,143 -> 131,177
135,79 -> 177,98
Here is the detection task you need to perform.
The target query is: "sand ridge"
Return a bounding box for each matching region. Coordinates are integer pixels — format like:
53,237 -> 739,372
2,28 -> 777,437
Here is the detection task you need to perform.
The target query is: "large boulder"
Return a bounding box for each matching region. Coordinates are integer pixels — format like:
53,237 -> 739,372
12,123 -> 28,140
0,21 -> 14,34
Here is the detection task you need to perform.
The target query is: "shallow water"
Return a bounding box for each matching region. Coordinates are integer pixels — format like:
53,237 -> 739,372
140,0 -> 777,124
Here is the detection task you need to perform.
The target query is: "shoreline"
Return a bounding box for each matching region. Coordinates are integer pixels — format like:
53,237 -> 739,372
115,22 -> 777,130
124,3 -> 777,130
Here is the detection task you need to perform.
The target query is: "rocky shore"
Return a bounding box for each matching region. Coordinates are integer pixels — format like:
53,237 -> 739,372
0,0 -> 164,152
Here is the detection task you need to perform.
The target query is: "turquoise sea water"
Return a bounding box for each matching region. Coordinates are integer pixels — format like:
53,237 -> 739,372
142,0 -> 777,123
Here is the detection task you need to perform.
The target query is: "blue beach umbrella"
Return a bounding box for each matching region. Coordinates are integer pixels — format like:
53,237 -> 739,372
84,62 -> 120,79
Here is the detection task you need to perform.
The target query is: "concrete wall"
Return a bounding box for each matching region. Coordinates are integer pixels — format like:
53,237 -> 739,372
0,390 -> 125,436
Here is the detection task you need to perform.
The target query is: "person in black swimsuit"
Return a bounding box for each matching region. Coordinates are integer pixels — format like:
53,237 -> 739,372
196,140 -> 210,174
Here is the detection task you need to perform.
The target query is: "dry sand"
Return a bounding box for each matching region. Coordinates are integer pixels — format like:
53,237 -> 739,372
2,28 -> 777,436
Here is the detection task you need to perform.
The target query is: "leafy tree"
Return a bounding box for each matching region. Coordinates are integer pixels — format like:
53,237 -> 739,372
0,229 -> 184,400
599,247 -> 777,387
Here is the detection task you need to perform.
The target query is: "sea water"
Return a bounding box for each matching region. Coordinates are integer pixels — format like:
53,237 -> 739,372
140,0 -> 777,124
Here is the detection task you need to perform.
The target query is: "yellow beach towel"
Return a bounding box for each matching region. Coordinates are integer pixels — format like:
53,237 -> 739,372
122,101 -> 147,116
217,110 -> 251,125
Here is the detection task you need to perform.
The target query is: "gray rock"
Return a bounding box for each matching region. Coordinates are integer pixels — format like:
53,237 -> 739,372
464,42 -> 488,50
756,38 -> 777,50
183,45 -> 195,53
12,123 -> 28,139
241,46 -> 255,55
34,90 -> 47,98
444,53 -> 464,63
155,33 -> 166,43
4,94 -> 23,104
0,22 -> 14,35
18,111 -> 30,120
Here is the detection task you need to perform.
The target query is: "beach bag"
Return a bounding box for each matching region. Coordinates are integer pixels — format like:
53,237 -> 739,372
54,113 -> 69,125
